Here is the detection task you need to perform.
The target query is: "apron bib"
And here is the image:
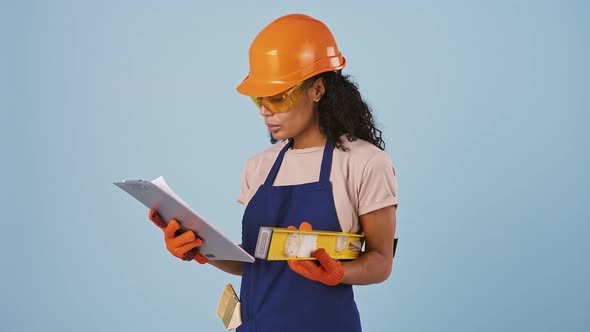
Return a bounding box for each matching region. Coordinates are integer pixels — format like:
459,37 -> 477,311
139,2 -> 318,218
238,140 -> 361,332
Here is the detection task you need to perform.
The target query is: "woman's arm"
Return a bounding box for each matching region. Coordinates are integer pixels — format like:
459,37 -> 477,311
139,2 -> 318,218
340,205 -> 397,285
207,260 -> 243,276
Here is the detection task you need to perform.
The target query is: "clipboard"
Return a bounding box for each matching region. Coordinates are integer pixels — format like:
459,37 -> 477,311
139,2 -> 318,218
114,176 -> 255,263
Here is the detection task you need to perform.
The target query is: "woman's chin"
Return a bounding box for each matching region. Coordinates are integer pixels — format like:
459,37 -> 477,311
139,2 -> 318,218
271,132 -> 288,141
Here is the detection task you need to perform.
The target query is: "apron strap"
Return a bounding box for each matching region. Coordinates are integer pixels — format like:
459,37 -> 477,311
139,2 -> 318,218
264,139 -> 294,186
319,141 -> 335,184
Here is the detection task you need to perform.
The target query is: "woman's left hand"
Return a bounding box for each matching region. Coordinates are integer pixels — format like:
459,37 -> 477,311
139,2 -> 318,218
287,222 -> 344,286
288,247 -> 344,286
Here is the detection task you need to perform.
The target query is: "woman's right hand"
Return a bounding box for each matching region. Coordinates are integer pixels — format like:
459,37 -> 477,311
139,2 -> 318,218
148,209 -> 208,264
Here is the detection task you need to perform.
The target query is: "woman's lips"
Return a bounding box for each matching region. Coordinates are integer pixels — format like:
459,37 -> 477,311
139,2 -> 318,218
266,124 -> 280,132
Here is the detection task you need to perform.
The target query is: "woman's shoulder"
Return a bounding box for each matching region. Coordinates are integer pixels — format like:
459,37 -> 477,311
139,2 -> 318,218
337,136 -> 390,161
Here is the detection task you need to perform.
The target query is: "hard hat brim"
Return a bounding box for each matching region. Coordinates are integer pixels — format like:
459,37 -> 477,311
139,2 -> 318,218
237,56 -> 346,97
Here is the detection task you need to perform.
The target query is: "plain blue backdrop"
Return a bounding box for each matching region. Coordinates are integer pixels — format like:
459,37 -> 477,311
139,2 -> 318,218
2,1 -> 589,331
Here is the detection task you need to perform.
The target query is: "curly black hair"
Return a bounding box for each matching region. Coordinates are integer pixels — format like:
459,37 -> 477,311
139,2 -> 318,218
269,71 -> 385,151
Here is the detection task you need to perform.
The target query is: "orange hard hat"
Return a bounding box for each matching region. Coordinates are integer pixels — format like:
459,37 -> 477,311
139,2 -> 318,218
237,14 -> 346,97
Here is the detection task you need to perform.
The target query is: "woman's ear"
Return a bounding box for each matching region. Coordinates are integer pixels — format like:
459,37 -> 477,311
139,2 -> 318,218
311,77 -> 326,102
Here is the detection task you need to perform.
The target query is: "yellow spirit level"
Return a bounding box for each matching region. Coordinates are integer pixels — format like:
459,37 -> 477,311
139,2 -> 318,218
254,227 -> 365,261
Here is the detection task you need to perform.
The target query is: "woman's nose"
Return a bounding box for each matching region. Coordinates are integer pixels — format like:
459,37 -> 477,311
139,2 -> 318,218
259,104 -> 273,116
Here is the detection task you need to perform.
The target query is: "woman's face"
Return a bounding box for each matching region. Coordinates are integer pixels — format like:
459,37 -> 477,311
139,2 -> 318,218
259,79 -> 325,148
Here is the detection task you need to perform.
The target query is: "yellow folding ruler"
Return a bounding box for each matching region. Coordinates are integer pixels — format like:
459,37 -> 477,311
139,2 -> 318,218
254,227 -> 365,261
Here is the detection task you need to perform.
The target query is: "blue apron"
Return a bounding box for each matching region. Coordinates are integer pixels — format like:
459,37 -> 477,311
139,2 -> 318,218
238,139 -> 362,332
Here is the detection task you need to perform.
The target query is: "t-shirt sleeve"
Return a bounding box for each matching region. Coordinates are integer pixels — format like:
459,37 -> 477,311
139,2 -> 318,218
237,160 -> 250,205
357,151 -> 399,216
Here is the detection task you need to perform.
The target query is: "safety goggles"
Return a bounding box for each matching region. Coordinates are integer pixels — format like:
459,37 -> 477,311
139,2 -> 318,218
251,79 -> 315,113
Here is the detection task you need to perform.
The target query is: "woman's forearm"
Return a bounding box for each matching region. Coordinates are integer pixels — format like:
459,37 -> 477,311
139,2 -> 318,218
340,205 -> 396,285
341,250 -> 393,285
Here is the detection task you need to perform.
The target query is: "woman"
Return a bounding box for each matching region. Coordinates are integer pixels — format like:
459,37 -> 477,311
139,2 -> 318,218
149,13 -> 398,332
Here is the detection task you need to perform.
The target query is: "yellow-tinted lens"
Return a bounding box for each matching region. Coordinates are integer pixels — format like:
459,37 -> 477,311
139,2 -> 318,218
251,97 -> 263,108
250,80 -> 312,113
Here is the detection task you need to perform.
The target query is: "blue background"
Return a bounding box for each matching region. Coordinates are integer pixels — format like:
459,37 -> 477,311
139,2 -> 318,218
2,1 -> 589,331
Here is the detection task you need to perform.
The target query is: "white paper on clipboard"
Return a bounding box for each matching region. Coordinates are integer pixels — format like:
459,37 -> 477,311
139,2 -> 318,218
114,176 -> 255,263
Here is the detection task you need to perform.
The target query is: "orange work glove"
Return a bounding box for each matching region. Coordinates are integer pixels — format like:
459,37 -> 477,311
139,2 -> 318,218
287,222 -> 344,286
148,209 -> 208,264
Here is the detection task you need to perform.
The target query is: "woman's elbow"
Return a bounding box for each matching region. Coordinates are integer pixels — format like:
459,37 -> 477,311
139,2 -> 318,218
370,255 -> 394,284
377,261 -> 393,283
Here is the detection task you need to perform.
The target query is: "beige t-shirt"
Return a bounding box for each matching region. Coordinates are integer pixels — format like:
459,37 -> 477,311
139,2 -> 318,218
237,137 -> 398,233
